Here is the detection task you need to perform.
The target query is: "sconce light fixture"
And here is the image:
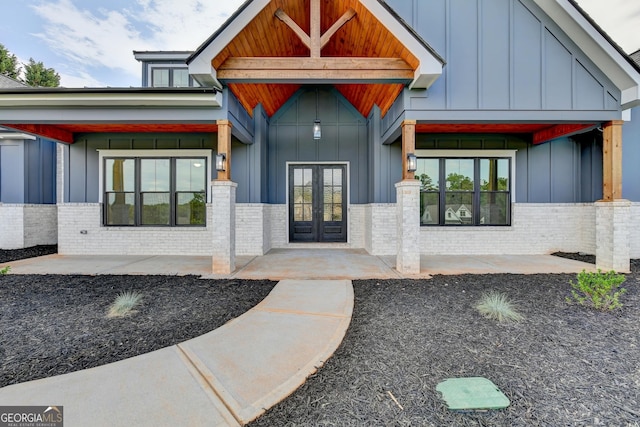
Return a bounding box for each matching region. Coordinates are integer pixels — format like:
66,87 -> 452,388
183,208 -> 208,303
313,88 -> 321,140
407,153 -> 417,172
313,120 -> 322,140
215,153 -> 226,171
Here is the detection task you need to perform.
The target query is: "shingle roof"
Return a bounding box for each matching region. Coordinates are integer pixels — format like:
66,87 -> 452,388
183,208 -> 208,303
0,74 -> 26,88
630,49 -> 640,68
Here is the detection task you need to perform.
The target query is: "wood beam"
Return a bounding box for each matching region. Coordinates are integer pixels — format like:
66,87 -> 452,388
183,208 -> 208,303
1,124 -> 74,144
402,120 -> 416,181
218,57 -> 414,82
532,123 -> 596,145
602,120 -> 623,201
310,0 -> 321,58
216,120 -> 232,181
274,8 -> 311,50
320,8 -> 357,49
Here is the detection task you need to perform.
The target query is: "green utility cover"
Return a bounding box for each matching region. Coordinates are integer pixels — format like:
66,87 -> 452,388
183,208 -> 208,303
436,377 -> 510,411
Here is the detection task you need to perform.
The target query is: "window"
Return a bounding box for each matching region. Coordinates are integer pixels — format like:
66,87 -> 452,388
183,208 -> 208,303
416,154 -> 512,226
104,156 -> 207,226
150,67 -> 198,87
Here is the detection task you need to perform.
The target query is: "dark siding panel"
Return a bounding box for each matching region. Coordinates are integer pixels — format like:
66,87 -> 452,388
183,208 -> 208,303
623,108 -> 640,201
550,138 -> 578,202
232,141 -> 249,203
69,140 -> 88,203
0,143 -> 25,203
269,88 -> 367,204
480,0 -> 510,109
513,1 -> 542,110
86,139 -> 102,203
544,31 -> 573,110
527,143 -> 551,202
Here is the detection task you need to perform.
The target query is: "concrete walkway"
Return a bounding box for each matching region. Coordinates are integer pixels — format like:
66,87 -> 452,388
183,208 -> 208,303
0,280 -> 353,426
0,249 -> 596,278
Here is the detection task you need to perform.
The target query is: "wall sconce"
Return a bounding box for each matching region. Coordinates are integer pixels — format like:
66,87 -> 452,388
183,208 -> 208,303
215,153 -> 226,171
407,153 -> 417,172
313,88 -> 321,140
313,120 -> 322,140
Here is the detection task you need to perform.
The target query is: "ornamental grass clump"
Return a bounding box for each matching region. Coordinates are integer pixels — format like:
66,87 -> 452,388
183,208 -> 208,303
568,269 -> 626,311
475,291 -> 524,323
107,291 -> 142,318
0,266 -> 9,275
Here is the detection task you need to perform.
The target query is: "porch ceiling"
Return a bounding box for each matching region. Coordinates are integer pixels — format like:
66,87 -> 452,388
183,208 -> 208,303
206,0 -> 427,118
1,123 -> 219,144
415,123 -> 598,145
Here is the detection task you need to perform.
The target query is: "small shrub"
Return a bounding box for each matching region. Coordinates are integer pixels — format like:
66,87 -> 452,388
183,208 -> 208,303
475,291 -> 524,323
0,266 -> 9,275
567,269 -> 626,311
107,291 -> 142,318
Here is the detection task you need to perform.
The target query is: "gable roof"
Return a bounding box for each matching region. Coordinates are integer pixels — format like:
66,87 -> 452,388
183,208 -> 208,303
187,0 -> 445,117
187,0 -> 444,90
630,49 -> 640,68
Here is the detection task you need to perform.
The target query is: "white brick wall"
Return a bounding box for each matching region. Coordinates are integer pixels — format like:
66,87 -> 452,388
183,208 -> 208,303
23,205 -> 58,247
631,203 -> 640,259
365,204 -> 397,255
0,204 -> 57,249
420,203 -> 595,255
348,205 -> 366,248
396,181 -> 421,274
58,204 -> 215,256
236,204 -> 266,256
268,205 -> 289,248
596,200 -> 631,272
0,205 -> 25,249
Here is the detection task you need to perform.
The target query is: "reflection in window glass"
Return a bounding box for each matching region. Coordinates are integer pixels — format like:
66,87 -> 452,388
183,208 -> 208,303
173,69 -> 190,87
141,193 -> 170,225
176,159 -> 206,192
152,69 -> 169,87
418,156 -> 511,226
105,159 -> 135,192
106,193 -> 135,225
415,159 -> 439,190
445,159 -> 474,190
141,159 -> 170,192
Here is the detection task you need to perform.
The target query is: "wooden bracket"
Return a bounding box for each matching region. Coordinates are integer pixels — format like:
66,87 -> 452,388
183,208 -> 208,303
275,0 -> 357,58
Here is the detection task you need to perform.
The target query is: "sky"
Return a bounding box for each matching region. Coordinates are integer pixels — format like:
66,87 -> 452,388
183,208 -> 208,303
1,0 -> 639,88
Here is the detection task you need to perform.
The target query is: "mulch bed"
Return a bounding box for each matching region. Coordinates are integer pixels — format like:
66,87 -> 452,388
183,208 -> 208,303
0,245 -> 57,264
1,248 -> 639,426
0,275 -> 275,388
253,260 -> 640,426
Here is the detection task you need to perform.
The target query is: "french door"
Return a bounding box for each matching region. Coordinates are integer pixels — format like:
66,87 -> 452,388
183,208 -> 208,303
289,164 -> 347,243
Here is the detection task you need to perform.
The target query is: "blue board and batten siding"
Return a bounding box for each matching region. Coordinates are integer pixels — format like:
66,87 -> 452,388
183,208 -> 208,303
623,107 -> 640,201
63,134 -> 216,203
383,0 -> 621,140
0,138 -> 56,204
267,88 -> 369,204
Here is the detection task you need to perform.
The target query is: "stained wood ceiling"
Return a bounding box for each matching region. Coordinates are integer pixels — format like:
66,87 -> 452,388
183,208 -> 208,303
213,0 -> 420,117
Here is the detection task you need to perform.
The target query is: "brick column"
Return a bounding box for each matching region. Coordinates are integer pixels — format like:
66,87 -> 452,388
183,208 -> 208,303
595,200 -> 630,272
211,180 -> 237,275
396,180 -> 421,275
595,120 -> 629,272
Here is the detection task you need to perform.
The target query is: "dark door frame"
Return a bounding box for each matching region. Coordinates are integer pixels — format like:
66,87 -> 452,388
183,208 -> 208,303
287,162 -> 349,243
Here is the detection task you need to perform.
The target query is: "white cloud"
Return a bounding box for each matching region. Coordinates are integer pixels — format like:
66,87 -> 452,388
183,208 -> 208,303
59,71 -> 105,88
30,0 -> 244,87
576,0 -> 640,53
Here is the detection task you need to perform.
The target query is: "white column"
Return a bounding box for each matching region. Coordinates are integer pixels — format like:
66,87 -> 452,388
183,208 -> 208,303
212,180 -> 237,275
595,200 -> 630,272
395,180 -> 421,275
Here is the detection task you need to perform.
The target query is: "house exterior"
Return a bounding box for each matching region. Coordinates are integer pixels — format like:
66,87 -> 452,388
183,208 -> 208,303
0,0 -> 639,274
0,75 -> 58,249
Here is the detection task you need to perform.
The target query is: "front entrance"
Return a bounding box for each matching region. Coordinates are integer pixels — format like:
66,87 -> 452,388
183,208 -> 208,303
289,164 -> 347,243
